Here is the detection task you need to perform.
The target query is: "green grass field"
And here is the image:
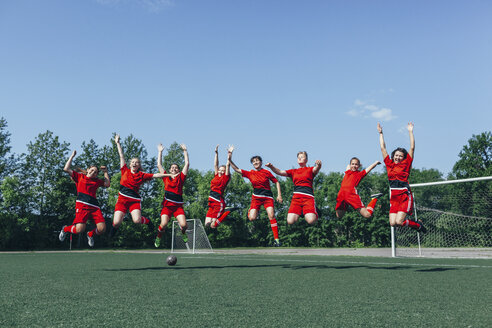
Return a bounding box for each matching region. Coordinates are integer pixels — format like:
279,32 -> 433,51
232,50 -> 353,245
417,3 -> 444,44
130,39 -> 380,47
1,251 -> 491,327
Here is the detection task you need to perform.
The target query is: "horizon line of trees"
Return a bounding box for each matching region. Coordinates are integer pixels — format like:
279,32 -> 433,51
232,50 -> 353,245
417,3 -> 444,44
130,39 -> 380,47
0,117 -> 490,250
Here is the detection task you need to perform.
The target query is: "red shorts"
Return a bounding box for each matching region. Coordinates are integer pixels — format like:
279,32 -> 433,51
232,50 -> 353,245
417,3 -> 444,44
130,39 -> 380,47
389,190 -> 413,215
160,200 -> 185,218
206,197 -> 225,219
114,194 -> 141,214
288,194 -> 318,218
335,191 -> 364,211
249,196 -> 275,211
73,203 -> 105,225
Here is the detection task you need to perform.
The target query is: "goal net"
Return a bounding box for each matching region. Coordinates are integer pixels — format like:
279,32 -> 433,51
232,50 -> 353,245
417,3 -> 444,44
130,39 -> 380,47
393,176 -> 492,258
171,219 -> 213,254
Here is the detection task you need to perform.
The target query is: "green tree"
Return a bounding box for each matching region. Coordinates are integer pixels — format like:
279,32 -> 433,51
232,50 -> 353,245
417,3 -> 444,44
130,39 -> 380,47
453,131 -> 492,178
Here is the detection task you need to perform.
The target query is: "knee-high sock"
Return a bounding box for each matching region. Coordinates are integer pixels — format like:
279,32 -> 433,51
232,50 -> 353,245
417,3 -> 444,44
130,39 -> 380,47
402,219 -> 420,230
157,225 -> 164,238
64,225 -> 78,234
270,218 -> 279,239
366,198 -> 379,216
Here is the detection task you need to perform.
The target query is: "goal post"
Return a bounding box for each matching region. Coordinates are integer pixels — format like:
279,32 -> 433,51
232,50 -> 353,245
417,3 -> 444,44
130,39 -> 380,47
171,219 -> 213,254
392,176 -> 492,258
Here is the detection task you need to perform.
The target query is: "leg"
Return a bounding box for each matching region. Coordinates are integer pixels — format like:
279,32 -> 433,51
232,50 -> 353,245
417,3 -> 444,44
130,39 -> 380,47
286,213 -> 299,225
75,223 -> 87,234
130,209 -> 143,224
248,209 -> 258,221
176,214 -> 188,233
358,208 -> 372,219
266,206 -> 280,246
304,213 -> 318,225
112,211 -> 126,229
155,214 -> 170,248
205,217 -> 213,227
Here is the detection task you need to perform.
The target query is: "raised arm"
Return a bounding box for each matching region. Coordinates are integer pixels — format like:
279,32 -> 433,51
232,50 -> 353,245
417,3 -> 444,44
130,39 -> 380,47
313,160 -> 322,176
275,181 -> 283,203
181,144 -> 190,175
101,166 -> 111,188
407,122 -> 415,159
229,159 -> 242,174
265,163 -> 288,177
64,150 -> 76,175
157,144 -> 165,174
214,144 -> 219,175
377,123 -> 389,159
364,160 -> 382,174
225,145 -> 234,176
115,134 -> 126,169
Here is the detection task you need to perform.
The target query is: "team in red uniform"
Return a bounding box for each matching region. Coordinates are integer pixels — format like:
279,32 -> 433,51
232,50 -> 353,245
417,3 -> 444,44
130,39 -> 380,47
266,151 -> 322,225
231,154 -> 283,246
207,145 -> 234,228
59,150 -> 110,247
335,157 -> 382,219
154,143 -> 190,248
378,122 -> 426,232
109,134 -> 167,239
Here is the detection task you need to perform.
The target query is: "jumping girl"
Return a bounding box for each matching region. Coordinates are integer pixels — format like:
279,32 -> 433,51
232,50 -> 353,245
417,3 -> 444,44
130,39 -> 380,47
230,154 -> 283,246
266,151 -> 322,225
207,145 -> 234,229
335,157 -> 382,219
109,134 -> 166,238
59,150 -> 110,247
377,122 -> 426,232
154,143 -> 190,247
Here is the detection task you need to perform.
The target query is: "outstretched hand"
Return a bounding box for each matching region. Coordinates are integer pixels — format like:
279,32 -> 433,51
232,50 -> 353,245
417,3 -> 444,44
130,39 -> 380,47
215,144 -> 219,153
158,144 -> 164,152
115,134 -> 120,144
265,162 -> 273,168
377,123 -> 383,134
100,166 -> 108,173
407,122 -> 414,132
181,144 -> 187,151
227,145 -> 234,153
71,150 -> 77,157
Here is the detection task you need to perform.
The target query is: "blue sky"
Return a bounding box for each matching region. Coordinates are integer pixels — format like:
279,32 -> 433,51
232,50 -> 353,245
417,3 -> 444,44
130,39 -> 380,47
1,0 -> 491,176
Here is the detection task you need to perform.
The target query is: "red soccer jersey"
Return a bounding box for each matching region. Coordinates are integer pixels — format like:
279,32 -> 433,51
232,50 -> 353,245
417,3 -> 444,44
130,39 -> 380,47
71,171 -> 104,197
285,166 -> 314,188
120,164 -> 154,193
241,169 -> 278,190
384,154 -> 413,183
162,171 -> 186,195
210,174 -> 230,196
340,170 -> 367,192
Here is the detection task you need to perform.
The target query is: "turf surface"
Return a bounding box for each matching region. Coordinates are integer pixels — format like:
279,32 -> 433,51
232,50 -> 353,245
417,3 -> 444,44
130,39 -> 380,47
1,252 -> 491,327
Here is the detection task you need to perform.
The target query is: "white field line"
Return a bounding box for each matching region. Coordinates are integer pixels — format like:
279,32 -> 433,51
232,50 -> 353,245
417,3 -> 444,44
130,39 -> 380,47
180,255 -> 492,269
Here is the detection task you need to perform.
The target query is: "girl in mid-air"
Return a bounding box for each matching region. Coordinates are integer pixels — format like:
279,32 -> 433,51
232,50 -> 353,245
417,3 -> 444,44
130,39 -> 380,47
207,145 -> 234,229
266,151 -> 322,225
335,157 -> 382,219
377,122 -> 426,232
230,153 -> 283,246
154,143 -> 190,247
59,150 -> 110,247
109,134 -> 166,238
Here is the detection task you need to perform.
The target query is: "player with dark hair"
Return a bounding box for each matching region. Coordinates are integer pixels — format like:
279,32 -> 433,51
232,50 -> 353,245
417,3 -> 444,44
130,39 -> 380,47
207,145 -> 234,229
377,122 -> 426,232
335,157 -> 382,219
266,151 -> 322,225
108,134 -> 166,238
59,150 -> 110,247
230,154 -> 283,246
154,143 -> 190,247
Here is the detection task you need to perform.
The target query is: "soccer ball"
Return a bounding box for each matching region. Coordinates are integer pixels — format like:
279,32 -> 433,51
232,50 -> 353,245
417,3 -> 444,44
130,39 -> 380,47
166,255 -> 177,266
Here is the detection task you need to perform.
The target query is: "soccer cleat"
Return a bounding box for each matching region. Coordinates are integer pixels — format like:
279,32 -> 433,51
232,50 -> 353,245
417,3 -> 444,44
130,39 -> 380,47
274,239 -> 282,247
417,220 -> 427,233
87,233 -> 94,247
59,226 -> 67,242
370,192 -> 384,199
154,237 -> 161,248
182,231 -> 189,243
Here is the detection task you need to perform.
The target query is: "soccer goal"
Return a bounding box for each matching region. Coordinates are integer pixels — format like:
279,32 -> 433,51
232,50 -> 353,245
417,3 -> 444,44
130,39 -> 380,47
171,219 -> 213,254
392,176 -> 492,258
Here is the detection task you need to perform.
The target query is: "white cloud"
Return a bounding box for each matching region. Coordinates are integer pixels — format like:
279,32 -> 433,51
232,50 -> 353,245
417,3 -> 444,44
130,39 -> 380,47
347,99 -> 396,121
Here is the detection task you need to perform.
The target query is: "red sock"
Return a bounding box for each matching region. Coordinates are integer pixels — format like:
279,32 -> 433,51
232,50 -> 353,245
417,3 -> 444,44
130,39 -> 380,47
157,226 -> 164,238
140,216 -> 150,225
64,225 -> 77,234
402,220 -> 420,230
269,218 -> 279,239
366,198 -> 378,215
216,211 -> 231,224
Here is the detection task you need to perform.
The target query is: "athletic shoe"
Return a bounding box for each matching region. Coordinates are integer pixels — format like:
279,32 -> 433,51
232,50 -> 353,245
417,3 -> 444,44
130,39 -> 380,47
370,192 -> 384,199
59,226 -> 67,242
182,231 -> 189,243
87,233 -> 94,247
154,237 -> 161,248
417,220 -> 427,233
274,239 -> 282,247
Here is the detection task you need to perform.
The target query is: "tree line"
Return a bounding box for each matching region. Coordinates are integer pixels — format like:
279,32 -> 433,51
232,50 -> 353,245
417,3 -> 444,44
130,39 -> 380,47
0,117 -> 490,250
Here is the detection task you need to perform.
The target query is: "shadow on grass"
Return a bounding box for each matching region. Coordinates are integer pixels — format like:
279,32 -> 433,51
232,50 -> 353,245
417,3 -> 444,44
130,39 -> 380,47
103,263 -> 460,272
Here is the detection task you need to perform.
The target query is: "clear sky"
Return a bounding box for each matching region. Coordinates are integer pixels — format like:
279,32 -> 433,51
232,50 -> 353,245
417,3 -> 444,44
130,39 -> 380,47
1,0 -> 491,175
